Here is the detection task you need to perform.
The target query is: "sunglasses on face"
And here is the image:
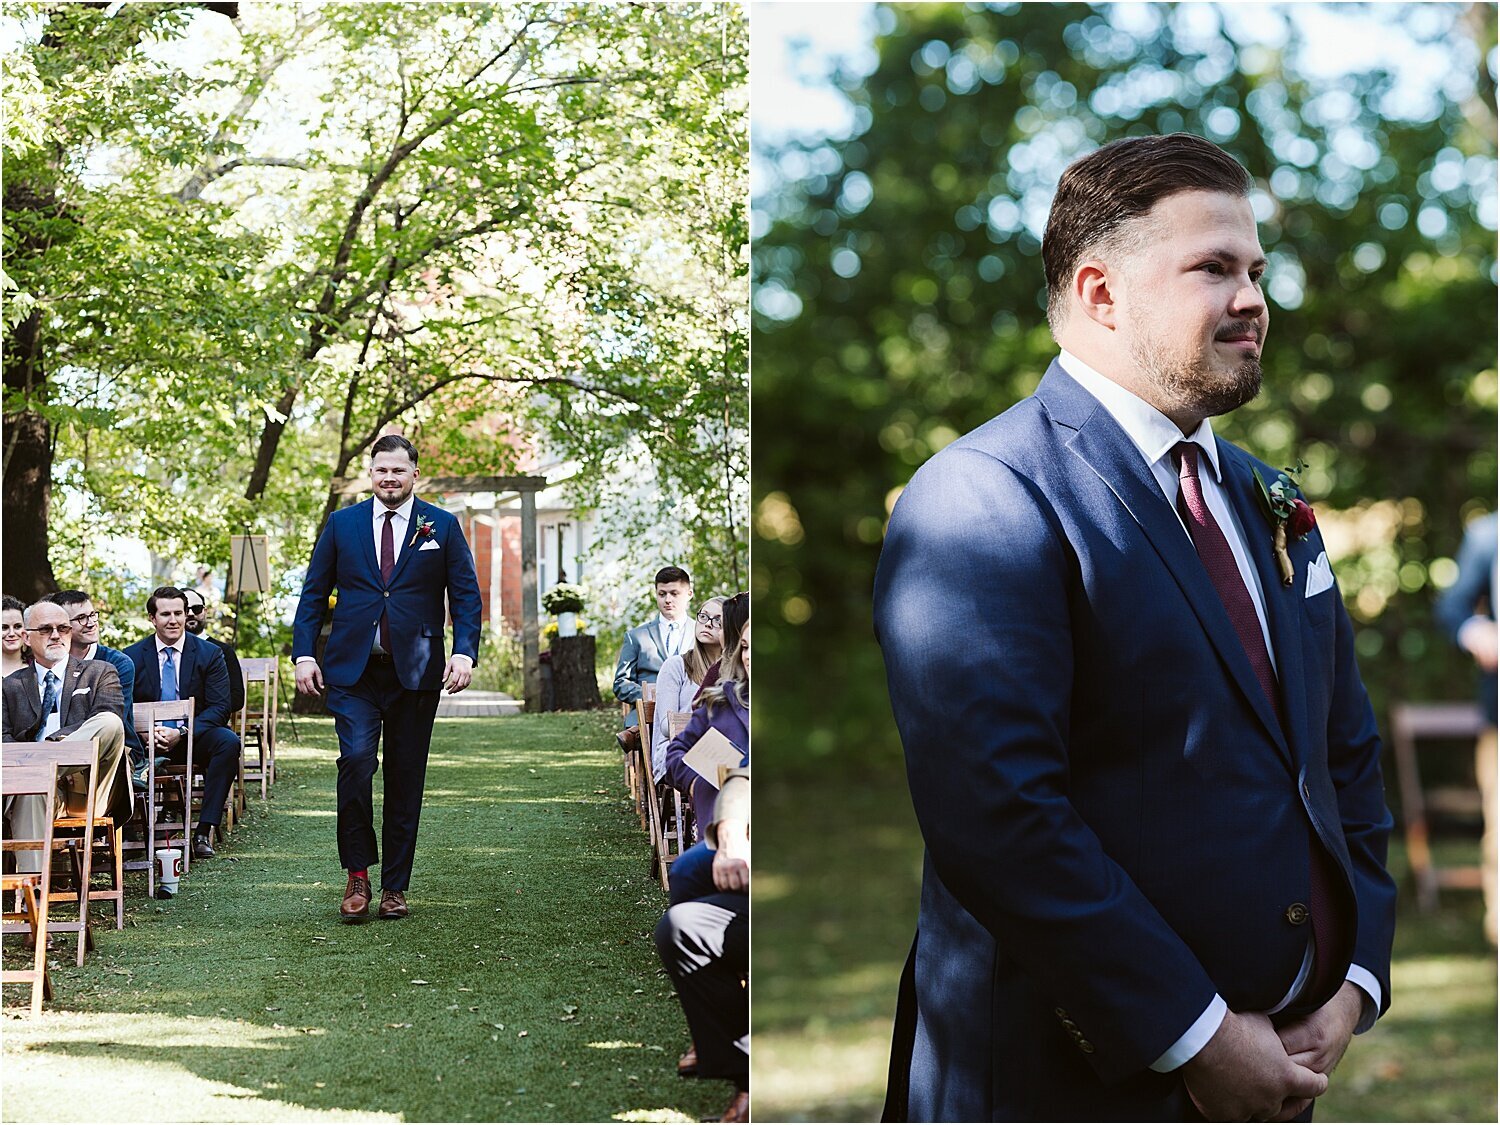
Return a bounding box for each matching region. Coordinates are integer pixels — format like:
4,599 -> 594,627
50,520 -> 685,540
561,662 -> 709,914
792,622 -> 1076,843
28,624 -> 72,637
185,604 -> 206,615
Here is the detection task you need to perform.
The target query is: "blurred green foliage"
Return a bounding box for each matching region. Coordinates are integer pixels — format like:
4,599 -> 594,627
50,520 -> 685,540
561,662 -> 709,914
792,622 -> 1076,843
752,2 -> 1498,781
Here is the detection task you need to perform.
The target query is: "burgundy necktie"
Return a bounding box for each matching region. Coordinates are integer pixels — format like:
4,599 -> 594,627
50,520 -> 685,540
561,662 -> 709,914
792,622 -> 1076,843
379,511 -> 395,653
1173,443 -> 1345,1000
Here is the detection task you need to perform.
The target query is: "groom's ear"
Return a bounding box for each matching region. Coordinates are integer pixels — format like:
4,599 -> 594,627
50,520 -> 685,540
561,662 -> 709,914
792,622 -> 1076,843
1074,260 -> 1119,331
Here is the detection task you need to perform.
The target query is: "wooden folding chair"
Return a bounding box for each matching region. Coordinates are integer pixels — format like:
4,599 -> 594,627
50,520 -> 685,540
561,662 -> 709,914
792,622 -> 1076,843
239,657 -> 280,802
125,699 -> 196,896
2,763 -> 56,1014
1391,701 -> 1487,913
654,710 -> 694,880
635,697 -> 656,831
1,740 -> 102,964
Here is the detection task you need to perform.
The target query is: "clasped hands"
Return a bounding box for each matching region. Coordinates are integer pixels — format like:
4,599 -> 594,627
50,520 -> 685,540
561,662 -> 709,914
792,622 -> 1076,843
1182,982 -> 1363,1122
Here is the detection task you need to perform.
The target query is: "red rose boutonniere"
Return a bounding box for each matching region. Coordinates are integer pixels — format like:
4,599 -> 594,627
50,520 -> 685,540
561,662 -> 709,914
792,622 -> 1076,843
409,515 -> 436,549
1253,460 -> 1315,587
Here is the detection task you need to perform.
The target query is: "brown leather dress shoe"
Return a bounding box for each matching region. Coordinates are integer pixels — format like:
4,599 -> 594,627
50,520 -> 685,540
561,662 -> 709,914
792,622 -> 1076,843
677,1042 -> 698,1076
378,889 -> 408,919
719,1090 -> 748,1123
341,873 -> 372,921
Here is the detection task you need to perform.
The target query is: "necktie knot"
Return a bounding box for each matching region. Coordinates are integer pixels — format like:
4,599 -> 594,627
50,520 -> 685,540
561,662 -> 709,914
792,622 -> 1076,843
1173,441 -> 1201,483
44,670 -> 57,687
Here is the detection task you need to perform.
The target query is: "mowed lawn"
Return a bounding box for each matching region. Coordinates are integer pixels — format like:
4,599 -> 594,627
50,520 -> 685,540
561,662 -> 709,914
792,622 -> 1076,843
753,769 -> 1498,1123
3,712 -> 723,1123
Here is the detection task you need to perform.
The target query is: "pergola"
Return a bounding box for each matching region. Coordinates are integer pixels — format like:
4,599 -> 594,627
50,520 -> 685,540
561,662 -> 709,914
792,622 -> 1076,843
333,474 -> 549,710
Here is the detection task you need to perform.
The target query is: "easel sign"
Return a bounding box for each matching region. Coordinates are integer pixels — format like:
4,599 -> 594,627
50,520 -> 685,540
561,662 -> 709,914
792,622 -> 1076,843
227,535 -> 270,597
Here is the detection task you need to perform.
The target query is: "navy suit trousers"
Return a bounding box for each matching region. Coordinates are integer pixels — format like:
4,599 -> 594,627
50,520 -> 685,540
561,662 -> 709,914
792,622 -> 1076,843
655,891 -> 748,1087
168,726 -> 239,830
325,657 -> 441,891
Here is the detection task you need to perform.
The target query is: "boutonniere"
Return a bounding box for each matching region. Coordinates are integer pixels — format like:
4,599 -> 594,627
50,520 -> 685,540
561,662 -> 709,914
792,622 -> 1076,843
1252,460 -> 1316,587
408,515 -> 436,549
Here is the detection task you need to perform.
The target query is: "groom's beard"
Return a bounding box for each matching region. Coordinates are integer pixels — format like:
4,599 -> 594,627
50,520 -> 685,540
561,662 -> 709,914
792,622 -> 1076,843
1129,322 -> 1263,422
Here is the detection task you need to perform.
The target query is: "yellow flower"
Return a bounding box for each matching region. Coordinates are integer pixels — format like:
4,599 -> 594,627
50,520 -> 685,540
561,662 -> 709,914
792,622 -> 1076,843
327,594 -> 338,609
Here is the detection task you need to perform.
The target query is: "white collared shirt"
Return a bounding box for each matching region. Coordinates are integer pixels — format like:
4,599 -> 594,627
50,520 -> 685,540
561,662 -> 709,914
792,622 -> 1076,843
1055,351 -> 1382,1066
660,615 -> 692,658
82,642 -> 99,662
373,495 -> 416,570
32,656 -> 66,739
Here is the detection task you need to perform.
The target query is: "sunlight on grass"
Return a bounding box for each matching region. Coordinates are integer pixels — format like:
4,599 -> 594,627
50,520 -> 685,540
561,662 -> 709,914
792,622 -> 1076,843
611,1109 -> 698,1122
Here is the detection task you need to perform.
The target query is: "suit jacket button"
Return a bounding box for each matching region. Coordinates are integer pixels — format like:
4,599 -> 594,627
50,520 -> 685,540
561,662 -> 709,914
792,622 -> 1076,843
384,591 -> 390,598
1286,902 -> 1310,925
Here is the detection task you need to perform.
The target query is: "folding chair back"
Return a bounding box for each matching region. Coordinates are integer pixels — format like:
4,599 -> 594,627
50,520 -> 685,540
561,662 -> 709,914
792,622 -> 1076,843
239,657 -> 280,801
2,763 -> 57,1014
1,741 -> 99,965
128,699 -> 196,895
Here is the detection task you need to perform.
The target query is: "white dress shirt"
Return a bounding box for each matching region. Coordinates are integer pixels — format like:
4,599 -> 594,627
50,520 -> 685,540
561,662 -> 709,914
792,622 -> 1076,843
373,495 -> 416,567
155,636 -> 185,692
1057,351 -> 1381,1070
32,656 -> 67,739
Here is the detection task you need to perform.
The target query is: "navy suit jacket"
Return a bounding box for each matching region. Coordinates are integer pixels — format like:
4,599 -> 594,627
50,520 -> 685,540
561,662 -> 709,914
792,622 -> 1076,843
291,497 -> 482,692
123,632 -> 232,736
874,362 -> 1396,1120
94,643 -> 145,760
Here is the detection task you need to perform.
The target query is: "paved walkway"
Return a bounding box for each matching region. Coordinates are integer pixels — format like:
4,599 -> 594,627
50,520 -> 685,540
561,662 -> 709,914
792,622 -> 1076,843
435,689 -> 522,717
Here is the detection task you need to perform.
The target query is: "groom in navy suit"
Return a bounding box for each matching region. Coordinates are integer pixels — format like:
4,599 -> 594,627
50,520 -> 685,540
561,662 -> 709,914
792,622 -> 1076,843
293,434 -> 482,922
875,135 -> 1395,1121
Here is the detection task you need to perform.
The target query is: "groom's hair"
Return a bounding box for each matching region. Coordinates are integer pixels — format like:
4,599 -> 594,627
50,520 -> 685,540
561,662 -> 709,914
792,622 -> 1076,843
47,590 -> 91,610
1042,133 -> 1251,334
370,434 -> 418,465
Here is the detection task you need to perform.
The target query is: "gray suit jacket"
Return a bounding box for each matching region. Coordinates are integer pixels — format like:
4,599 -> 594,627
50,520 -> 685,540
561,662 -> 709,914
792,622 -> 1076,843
612,616 -> 693,704
2,657 -> 125,743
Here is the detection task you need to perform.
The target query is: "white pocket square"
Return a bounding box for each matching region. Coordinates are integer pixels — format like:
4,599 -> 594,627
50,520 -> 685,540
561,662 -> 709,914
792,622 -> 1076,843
418,540 -> 441,551
71,687 -> 91,695
1304,551 -> 1335,598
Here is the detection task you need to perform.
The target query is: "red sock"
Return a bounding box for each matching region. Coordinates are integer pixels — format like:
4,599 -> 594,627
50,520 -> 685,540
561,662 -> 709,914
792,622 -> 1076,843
350,868 -> 367,880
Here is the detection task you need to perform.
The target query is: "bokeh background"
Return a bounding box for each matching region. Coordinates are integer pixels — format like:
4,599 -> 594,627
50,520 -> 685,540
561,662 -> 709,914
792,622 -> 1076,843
750,3 -> 1497,1120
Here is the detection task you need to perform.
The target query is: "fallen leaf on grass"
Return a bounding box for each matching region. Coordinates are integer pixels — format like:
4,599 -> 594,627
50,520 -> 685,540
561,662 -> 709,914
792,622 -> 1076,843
386,1023 -> 412,1029
265,1006 -> 281,1012
410,979 -> 429,985
518,1030 -> 528,1038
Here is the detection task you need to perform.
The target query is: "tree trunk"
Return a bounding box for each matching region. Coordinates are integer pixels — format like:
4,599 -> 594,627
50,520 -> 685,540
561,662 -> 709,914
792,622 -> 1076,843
549,634 -> 601,711
2,310 -> 57,599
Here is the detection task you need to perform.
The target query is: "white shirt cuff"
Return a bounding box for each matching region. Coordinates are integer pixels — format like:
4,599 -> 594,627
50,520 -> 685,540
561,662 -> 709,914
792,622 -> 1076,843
294,656 -> 316,665
1346,963 -> 1382,1034
1150,993 -> 1227,1072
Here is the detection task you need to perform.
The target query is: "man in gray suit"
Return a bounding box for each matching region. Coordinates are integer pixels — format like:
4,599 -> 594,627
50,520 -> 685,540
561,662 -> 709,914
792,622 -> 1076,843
2,599 -> 132,871
613,566 -> 695,727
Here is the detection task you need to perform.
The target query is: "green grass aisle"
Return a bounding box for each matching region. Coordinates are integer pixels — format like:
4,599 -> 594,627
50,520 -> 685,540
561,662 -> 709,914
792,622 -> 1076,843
3,712 -> 722,1123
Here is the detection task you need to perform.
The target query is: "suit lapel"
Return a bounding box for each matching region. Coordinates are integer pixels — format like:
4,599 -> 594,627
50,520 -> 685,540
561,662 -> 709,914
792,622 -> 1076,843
13,668 -> 42,734
140,642 -> 160,700
1039,365 -> 1291,767
356,498 -> 381,583
57,657 -> 81,727
385,498 -> 427,588
648,617 -> 667,662
177,637 -> 196,703
1218,444 -> 1311,769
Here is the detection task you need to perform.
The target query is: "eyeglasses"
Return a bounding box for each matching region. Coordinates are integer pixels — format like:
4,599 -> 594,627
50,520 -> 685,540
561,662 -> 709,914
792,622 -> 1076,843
69,611 -> 100,627
27,624 -> 72,637
696,612 -> 722,627
185,604 -> 206,615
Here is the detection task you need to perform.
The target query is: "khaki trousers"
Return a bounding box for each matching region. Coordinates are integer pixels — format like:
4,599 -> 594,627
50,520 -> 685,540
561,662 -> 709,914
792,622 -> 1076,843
5,711 -> 127,874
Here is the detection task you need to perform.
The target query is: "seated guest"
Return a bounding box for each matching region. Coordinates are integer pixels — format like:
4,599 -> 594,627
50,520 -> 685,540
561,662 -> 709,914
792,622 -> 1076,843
2,594 -> 29,677
613,566 -> 696,728
123,586 -> 240,859
183,589 -> 244,714
664,594 -> 749,835
655,767 -> 749,1123
48,590 -> 149,788
651,596 -> 725,782
1,599 -> 131,872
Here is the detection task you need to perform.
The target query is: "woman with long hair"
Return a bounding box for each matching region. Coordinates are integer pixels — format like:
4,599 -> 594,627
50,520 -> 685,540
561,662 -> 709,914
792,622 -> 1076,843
664,593 -> 748,833
651,596 -> 726,782
2,594 -> 30,677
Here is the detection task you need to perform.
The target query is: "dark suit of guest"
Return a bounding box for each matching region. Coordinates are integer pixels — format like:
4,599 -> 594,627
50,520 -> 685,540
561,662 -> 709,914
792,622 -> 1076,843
291,497 -> 481,892
90,642 -> 147,767
199,635 -> 245,715
664,686 -> 748,835
123,631 -> 240,832
874,360 -> 1396,1120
